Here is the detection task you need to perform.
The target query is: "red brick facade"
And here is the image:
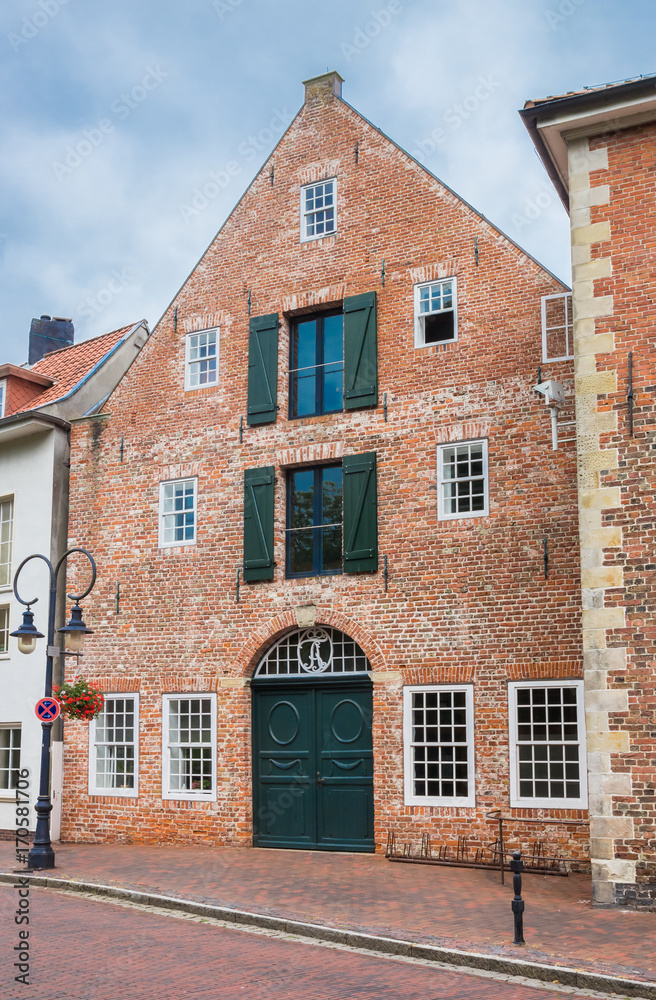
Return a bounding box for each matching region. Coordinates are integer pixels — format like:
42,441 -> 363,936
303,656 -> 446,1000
63,74 -> 588,860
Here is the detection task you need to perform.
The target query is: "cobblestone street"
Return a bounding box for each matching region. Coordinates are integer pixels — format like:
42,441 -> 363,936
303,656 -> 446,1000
0,885 -> 621,1000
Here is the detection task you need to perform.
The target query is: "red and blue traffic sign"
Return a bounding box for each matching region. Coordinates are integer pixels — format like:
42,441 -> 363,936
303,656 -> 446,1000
35,698 -> 60,722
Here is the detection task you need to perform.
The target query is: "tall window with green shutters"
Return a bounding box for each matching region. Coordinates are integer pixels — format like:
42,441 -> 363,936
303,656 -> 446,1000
243,454 -> 378,582
247,294 -> 378,426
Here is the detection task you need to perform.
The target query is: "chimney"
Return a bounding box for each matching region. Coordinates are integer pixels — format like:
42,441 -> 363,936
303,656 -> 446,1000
303,71 -> 343,105
28,315 -> 74,365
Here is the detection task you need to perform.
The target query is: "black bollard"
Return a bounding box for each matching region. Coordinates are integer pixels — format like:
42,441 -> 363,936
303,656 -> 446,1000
510,850 -> 525,945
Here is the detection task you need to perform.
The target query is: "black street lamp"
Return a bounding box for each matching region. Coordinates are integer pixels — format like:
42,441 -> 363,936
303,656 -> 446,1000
10,548 -> 97,870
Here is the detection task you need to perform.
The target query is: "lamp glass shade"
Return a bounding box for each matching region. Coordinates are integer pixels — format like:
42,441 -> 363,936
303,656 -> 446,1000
64,631 -> 85,652
17,634 -> 37,655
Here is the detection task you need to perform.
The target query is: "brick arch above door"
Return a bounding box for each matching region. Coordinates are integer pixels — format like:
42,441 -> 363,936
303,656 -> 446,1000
236,609 -> 387,679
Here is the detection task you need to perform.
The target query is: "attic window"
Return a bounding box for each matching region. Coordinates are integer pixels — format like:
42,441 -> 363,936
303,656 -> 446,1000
414,279 -> 457,346
301,180 -> 336,241
185,329 -> 218,390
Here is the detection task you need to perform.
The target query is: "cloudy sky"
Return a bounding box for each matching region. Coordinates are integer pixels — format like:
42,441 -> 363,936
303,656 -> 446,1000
1,0 -> 654,364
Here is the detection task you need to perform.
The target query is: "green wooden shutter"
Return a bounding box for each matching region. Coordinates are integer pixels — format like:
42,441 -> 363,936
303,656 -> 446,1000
344,292 -> 378,410
247,313 -> 279,425
343,452 -> 378,573
244,466 -> 275,581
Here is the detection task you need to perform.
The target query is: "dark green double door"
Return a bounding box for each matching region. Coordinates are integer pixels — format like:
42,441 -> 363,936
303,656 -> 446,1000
252,680 -> 374,852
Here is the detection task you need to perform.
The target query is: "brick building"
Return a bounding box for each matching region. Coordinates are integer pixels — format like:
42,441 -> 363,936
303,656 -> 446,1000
62,73 -> 588,864
522,75 -> 656,906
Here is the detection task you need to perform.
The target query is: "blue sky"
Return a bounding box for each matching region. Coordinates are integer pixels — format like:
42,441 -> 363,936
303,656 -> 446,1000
1,0 -> 654,364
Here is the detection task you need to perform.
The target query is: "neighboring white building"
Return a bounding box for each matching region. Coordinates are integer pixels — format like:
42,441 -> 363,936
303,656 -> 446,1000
0,316 -> 149,838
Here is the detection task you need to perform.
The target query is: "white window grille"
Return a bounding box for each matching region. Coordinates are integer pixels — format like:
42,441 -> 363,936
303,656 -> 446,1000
0,380 -> 6,418
541,293 -> 573,362
162,695 -> 216,800
159,479 -> 197,547
253,627 -> 370,678
89,696 -> 139,796
404,685 -> 475,807
0,606 -> 9,655
301,179 -> 336,241
437,440 -> 488,519
185,329 -> 218,390
508,680 -> 587,809
0,726 -> 21,791
414,279 -> 457,346
0,498 -> 13,588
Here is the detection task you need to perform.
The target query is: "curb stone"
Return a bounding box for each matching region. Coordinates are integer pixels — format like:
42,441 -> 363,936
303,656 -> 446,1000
1,870 -> 653,999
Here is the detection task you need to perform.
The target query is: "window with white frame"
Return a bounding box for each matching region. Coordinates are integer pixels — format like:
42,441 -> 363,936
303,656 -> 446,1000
301,179 -> 336,241
542,293 -> 573,362
0,380 -> 6,418
0,606 -> 9,655
414,279 -> 457,346
159,479 -> 197,547
404,685 -> 475,807
0,498 -> 13,588
185,329 -> 218,390
508,680 -> 587,809
89,696 -> 139,795
162,695 -> 216,800
437,440 -> 488,519
0,726 -> 21,791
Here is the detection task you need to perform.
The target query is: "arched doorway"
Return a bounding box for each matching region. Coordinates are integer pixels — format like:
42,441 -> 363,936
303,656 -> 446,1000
251,627 -> 374,852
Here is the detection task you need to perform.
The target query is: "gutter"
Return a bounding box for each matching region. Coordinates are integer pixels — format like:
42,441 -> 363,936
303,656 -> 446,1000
0,410 -> 70,433
519,112 -> 570,212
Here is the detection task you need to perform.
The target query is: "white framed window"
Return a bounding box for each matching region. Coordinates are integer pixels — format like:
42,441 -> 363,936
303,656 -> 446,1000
185,329 -> 218,390
0,380 -> 6,418
89,695 -> 139,796
0,497 -> 14,588
508,680 -> 587,809
542,292 -> 573,362
437,440 -> 488,520
414,278 -> 457,346
404,685 -> 475,807
301,179 -> 336,241
159,479 -> 197,547
162,694 -> 216,801
0,725 -> 21,791
0,606 -> 9,655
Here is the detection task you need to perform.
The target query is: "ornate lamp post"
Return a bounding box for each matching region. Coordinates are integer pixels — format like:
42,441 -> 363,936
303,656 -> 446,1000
10,548 -> 96,870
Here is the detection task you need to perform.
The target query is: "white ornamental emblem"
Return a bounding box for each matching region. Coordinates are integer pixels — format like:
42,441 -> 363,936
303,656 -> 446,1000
298,628 -> 333,673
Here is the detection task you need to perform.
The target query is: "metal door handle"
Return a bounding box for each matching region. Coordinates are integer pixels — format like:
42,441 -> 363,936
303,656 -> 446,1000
316,777 -> 324,785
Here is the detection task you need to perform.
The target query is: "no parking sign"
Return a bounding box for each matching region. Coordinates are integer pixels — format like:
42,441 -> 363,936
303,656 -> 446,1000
35,698 -> 60,722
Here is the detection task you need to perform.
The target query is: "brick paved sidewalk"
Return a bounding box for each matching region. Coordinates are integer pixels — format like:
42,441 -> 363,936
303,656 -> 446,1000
1,842 -> 654,987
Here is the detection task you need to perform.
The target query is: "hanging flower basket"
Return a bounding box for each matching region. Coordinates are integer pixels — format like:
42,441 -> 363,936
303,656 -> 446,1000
52,676 -> 105,721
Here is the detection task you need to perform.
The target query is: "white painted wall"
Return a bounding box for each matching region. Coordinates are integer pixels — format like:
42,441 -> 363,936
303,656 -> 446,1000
0,428 -> 57,834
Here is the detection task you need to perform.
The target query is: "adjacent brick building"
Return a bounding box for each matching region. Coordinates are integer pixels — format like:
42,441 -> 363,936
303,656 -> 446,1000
522,74 -> 656,906
62,73 -> 589,866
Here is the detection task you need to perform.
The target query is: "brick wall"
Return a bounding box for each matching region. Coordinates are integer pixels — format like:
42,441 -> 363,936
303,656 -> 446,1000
63,75 -> 587,860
